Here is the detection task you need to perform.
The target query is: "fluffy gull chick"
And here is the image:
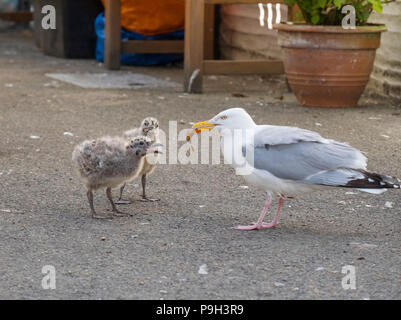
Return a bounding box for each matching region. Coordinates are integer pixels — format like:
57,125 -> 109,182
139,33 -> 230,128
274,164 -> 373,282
72,135 -> 159,219
117,117 -> 161,203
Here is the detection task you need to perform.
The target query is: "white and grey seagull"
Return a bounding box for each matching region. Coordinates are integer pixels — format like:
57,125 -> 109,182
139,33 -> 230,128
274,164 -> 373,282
189,108 -> 400,231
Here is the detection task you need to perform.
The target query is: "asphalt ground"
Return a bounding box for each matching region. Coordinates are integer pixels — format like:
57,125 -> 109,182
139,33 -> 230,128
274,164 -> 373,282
0,30 -> 400,299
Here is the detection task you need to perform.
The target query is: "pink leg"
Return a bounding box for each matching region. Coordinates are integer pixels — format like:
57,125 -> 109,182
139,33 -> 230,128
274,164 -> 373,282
260,197 -> 284,228
235,194 -> 272,230
235,196 -> 284,231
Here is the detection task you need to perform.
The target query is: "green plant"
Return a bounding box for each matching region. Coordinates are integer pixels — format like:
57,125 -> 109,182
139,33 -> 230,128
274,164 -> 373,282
284,0 -> 393,25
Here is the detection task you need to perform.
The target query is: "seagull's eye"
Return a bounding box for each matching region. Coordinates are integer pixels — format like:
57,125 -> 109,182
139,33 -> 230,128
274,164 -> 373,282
220,115 -> 227,120
144,121 -> 149,126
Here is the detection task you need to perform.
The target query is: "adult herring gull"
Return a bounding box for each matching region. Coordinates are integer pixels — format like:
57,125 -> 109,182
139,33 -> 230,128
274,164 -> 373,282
189,108 -> 400,231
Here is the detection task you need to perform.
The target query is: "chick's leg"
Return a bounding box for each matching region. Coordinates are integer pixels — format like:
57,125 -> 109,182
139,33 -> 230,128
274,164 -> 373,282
106,187 -> 131,217
87,190 -> 113,219
114,183 -> 131,205
140,174 -> 159,202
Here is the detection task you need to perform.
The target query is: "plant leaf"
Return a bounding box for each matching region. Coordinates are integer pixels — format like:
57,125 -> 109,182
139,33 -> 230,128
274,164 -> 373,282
368,0 -> 383,13
311,13 -> 320,24
318,0 -> 327,8
333,0 -> 346,8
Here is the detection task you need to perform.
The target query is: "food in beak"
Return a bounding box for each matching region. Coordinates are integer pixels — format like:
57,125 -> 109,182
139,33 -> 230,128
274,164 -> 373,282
186,129 -> 198,142
185,129 -> 197,152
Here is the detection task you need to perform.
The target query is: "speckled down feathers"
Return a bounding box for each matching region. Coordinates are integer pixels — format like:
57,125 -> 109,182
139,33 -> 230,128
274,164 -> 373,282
72,136 -> 149,190
123,117 -> 160,177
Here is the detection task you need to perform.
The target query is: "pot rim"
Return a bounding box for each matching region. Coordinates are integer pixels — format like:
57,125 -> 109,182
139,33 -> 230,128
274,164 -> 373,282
274,22 -> 387,33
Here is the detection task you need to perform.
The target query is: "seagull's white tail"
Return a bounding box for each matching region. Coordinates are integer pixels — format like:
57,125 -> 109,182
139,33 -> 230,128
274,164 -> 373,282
357,188 -> 387,195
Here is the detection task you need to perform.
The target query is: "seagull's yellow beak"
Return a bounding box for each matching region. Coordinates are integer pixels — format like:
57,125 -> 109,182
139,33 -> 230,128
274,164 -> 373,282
186,120 -> 215,141
192,120 -> 216,132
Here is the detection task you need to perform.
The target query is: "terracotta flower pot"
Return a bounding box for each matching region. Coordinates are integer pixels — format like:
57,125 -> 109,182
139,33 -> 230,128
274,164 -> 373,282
275,23 -> 386,107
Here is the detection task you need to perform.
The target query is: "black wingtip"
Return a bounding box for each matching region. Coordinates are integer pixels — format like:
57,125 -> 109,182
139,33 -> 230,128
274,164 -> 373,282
345,170 -> 400,189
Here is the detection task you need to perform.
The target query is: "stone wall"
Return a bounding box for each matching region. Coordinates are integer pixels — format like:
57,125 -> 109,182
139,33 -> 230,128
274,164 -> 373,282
218,3 -> 401,104
219,4 -> 288,60
367,0 -> 401,103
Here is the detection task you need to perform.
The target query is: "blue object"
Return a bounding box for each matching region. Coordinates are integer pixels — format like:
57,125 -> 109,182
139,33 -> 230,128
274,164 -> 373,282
95,12 -> 184,66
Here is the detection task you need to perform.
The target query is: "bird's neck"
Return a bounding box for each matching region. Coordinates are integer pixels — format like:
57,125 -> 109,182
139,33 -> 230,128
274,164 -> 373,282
220,128 -> 254,170
124,151 -> 144,173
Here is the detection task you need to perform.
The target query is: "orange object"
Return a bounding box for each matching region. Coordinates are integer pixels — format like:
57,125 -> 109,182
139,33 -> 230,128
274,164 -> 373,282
275,23 -> 386,107
102,0 -> 185,36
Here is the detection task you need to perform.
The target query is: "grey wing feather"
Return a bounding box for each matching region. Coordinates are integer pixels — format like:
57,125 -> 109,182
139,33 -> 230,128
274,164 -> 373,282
303,168 -> 365,186
253,125 -> 328,146
247,127 -> 367,183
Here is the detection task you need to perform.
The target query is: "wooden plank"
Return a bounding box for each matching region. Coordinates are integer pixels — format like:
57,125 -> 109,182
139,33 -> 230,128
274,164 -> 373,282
287,4 -> 293,22
203,60 -> 284,74
203,4 -> 215,60
289,4 -> 302,22
104,0 -> 121,70
122,40 -> 184,54
184,0 -> 205,93
205,0 -> 285,4
0,11 -> 33,22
